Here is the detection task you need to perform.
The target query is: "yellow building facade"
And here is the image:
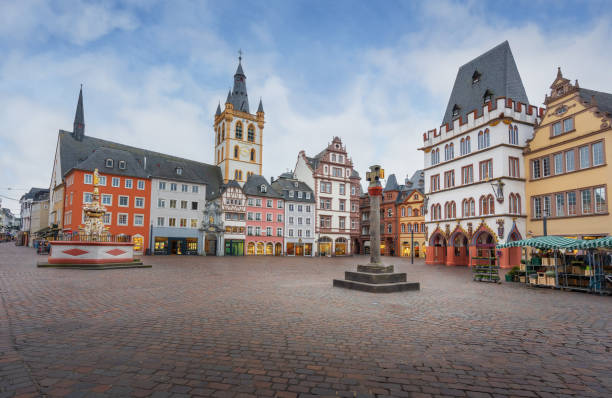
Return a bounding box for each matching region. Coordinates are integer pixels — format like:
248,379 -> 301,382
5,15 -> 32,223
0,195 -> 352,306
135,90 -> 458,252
397,189 -> 426,258
524,69 -> 610,238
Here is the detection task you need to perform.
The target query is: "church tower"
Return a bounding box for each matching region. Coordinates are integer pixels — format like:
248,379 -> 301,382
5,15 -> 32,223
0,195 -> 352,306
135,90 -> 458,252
214,54 -> 264,185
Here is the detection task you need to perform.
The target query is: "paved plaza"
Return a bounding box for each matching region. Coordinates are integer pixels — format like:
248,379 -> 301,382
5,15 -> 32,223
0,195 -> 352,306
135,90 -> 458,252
0,244 -> 611,398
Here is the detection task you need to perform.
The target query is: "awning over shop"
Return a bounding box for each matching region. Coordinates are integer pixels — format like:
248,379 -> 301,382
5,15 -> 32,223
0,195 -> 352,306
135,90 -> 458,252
496,236 -> 588,250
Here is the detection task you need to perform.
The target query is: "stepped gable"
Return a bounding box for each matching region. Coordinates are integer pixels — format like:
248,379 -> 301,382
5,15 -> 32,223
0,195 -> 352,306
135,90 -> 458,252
58,131 -> 222,200
441,41 -> 529,127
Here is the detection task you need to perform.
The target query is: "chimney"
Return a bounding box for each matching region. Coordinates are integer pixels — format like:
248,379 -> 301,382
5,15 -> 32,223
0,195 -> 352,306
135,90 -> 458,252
270,176 -> 274,184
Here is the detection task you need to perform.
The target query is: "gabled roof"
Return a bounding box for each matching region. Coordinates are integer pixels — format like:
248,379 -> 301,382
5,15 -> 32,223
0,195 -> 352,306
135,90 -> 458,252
58,131 -> 222,200
20,187 -> 49,202
242,174 -> 282,198
578,88 -> 612,115
271,176 -> 315,203
442,41 -> 529,126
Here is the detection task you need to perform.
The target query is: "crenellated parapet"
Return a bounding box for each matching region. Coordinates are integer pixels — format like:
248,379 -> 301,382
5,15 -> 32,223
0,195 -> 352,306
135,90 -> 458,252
421,97 -> 542,148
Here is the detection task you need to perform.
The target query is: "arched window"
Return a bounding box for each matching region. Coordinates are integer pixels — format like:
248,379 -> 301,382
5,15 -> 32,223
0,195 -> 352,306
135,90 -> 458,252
414,223 -> 419,232
235,122 -> 243,139
407,207 -> 412,216
234,145 -> 239,159
480,196 -> 487,215
444,144 -> 449,161
221,123 -> 225,140
217,131 -> 220,145
248,125 -> 255,142
515,194 -> 521,214
450,201 -> 456,218
470,198 -> 475,216
431,204 -> 436,220
488,195 -> 495,214
250,149 -> 255,161
449,143 -> 454,159
460,138 -> 465,156
478,131 -> 484,149
465,136 -> 471,153
431,151 -> 436,165
484,129 -> 490,148
462,199 -> 468,217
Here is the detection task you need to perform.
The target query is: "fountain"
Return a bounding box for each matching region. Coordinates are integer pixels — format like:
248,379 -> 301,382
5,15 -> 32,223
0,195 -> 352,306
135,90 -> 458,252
38,169 -> 148,269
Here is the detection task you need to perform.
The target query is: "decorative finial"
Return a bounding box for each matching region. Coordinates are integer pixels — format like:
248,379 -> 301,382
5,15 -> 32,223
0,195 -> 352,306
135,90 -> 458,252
238,49 -> 242,63
80,83 -> 83,90
557,67 -> 562,79
575,79 -> 579,88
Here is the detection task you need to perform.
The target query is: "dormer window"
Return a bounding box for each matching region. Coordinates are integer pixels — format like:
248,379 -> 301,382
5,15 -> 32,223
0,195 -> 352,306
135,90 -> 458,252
260,184 -> 267,193
118,160 -> 126,170
452,104 -> 461,118
472,70 -> 481,84
483,89 -> 493,104
293,182 -> 298,188
555,106 -> 567,115
176,167 -> 183,175
105,158 -> 114,168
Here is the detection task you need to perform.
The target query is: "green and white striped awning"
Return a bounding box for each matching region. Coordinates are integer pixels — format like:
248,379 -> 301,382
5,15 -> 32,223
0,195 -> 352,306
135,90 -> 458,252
568,236 -> 612,250
497,236 -> 586,249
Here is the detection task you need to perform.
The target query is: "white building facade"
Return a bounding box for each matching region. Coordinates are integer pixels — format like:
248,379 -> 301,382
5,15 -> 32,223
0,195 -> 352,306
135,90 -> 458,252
421,41 -> 541,268
294,137 -> 355,256
151,178 -> 207,255
271,173 -> 316,256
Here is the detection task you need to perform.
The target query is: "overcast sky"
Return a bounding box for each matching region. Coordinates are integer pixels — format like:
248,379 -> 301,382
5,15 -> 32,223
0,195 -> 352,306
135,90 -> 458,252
1,0 -> 611,214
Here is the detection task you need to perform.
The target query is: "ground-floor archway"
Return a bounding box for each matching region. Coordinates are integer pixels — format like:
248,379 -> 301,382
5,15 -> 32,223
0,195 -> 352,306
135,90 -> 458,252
426,231 -> 447,265
469,229 -> 497,267
319,237 -> 332,256
447,229 -> 469,266
275,242 -> 282,256
335,237 -> 347,256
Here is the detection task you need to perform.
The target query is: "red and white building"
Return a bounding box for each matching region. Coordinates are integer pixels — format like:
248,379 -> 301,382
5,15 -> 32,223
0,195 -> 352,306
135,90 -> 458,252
294,137 -> 356,256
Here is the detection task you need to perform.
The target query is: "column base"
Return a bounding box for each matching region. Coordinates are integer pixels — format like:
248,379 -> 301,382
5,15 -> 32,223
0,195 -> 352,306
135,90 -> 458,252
333,263 -> 420,293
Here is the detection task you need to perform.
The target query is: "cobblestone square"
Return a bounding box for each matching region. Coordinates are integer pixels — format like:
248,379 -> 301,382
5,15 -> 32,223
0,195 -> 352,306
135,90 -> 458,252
1,244 -> 610,397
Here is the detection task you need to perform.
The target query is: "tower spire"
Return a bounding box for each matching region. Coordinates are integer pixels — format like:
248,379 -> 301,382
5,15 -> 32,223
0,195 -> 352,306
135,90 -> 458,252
229,51 -> 249,113
73,84 -> 85,141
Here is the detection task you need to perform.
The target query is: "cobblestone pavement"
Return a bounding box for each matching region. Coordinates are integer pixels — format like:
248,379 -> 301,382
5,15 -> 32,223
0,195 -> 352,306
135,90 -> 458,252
0,243 -> 611,398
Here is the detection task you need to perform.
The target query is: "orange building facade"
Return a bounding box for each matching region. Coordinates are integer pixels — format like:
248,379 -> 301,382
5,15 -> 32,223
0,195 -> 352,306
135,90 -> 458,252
62,169 -> 151,254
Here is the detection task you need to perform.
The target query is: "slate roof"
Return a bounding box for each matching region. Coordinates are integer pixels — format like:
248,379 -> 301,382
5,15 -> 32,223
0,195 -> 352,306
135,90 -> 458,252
73,87 -> 85,141
58,131 -> 222,200
383,174 -> 399,192
579,88 -> 612,115
20,188 -> 49,202
442,41 -> 529,126
242,174 -> 282,198
271,176 -> 315,203
228,60 -> 250,113
257,99 -> 264,113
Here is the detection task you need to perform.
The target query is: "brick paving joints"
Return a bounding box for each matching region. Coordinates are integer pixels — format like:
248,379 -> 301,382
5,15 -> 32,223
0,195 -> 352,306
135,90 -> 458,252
0,244 -> 610,397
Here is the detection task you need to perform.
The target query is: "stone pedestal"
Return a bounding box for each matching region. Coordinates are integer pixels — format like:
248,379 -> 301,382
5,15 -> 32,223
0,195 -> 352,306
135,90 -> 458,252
333,264 -> 420,293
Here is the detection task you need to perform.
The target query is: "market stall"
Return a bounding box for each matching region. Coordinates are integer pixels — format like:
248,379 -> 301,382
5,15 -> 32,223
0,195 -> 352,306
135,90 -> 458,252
497,236 -> 611,294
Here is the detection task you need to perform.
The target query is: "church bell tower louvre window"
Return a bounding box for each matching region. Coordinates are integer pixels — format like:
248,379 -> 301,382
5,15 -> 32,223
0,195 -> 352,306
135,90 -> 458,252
235,122 -> 243,139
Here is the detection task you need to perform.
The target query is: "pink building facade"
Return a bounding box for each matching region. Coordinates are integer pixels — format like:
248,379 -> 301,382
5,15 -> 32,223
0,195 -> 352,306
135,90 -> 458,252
243,175 -> 284,255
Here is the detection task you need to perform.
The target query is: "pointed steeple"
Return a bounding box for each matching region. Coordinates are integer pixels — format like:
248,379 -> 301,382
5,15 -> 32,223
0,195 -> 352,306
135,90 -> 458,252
226,89 -> 232,104
257,98 -> 264,113
73,85 -> 85,141
229,52 -> 249,113
215,102 -> 222,116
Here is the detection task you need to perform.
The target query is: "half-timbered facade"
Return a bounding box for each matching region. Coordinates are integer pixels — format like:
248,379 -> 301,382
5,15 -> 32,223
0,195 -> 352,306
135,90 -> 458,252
218,180 -> 247,256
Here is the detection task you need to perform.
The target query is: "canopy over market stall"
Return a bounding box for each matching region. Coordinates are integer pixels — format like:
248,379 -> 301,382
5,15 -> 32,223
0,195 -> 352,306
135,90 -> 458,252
496,236 -> 611,294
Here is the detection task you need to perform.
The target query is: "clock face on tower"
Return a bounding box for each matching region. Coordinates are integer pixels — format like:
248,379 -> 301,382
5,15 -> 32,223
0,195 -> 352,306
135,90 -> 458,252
240,148 -> 250,157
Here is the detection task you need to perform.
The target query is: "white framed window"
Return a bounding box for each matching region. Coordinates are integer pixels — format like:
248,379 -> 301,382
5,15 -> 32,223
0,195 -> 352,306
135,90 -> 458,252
306,192 -> 311,199
125,179 -> 133,189
135,197 -> 145,208
98,176 -> 107,186
192,185 -> 199,193
266,199 -> 272,208
84,174 -> 93,184
266,227 -> 272,236
137,180 -> 145,190
289,190 -> 294,198
118,160 -> 126,170
83,192 -> 93,204
277,200 -> 283,208
159,181 -> 166,190
181,184 -> 188,192
158,198 -> 165,208
157,217 -> 164,226
289,204 -> 294,211
102,212 -> 111,225
277,228 -> 282,237
134,214 -> 144,226
117,213 -> 128,226
105,158 -> 113,168
118,195 -> 129,207
277,214 -> 283,222
170,183 -> 177,191
101,194 -> 112,206
112,177 -> 120,187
